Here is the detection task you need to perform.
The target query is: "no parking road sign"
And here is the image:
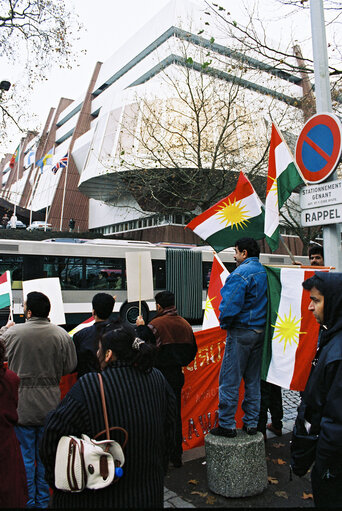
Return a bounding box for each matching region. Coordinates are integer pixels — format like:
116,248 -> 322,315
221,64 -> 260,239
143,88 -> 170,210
295,112 -> 342,184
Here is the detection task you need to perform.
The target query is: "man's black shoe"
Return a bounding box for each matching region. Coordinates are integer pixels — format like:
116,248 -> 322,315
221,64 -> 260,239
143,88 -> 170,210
242,424 -> 258,435
209,426 -> 237,438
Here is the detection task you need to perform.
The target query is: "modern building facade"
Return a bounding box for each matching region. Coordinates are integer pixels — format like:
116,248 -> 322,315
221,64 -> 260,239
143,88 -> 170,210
0,0 -> 309,247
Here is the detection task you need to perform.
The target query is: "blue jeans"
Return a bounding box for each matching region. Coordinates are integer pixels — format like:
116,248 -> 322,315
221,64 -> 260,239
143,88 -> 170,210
15,425 -> 50,509
218,327 -> 264,428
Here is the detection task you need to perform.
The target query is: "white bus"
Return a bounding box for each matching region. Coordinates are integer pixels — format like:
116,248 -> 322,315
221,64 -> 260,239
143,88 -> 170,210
0,238 -> 308,327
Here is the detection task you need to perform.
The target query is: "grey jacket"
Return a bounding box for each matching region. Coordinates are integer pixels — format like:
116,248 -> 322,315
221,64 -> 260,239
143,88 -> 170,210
3,317 -> 77,426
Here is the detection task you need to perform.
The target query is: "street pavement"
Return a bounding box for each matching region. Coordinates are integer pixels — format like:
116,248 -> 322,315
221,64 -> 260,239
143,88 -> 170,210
163,389 -> 315,508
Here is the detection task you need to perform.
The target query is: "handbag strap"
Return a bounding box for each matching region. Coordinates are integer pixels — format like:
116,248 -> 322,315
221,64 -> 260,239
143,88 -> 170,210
98,373 -> 110,441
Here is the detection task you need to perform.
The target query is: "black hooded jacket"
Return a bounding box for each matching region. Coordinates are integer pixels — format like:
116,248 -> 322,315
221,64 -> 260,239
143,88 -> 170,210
293,272 -> 342,477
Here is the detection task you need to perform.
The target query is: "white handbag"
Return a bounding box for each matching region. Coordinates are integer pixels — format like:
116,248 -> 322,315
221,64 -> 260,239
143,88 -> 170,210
54,373 -> 128,492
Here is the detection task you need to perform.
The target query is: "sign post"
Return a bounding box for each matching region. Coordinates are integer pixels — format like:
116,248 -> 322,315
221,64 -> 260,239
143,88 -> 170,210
306,0 -> 341,270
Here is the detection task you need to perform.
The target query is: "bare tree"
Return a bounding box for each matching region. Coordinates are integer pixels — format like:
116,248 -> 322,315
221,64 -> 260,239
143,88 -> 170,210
0,0 -> 83,144
97,37 -> 302,218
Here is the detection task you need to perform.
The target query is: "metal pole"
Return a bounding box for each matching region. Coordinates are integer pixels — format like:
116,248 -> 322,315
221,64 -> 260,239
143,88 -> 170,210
59,157 -> 70,231
13,141 -> 21,217
310,0 -> 341,270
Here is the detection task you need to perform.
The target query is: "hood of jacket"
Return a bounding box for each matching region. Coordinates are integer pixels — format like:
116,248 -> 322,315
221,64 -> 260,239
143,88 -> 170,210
314,271 -> 342,343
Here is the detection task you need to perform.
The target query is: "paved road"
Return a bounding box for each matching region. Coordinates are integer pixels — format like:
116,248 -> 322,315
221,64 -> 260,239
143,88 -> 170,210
163,389 -> 303,508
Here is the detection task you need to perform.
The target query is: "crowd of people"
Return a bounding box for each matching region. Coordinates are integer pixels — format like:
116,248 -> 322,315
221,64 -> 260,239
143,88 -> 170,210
1,238 -> 341,509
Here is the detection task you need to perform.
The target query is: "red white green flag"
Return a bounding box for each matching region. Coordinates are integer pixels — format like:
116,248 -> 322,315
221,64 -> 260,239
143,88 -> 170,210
0,271 -> 12,309
202,254 -> 229,330
186,171 -> 265,253
265,124 -> 305,252
68,316 -> 94,337
261,267 -> 329,391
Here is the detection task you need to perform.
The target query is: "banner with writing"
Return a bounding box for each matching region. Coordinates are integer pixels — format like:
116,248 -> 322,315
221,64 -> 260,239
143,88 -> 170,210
181,326 -> 244,451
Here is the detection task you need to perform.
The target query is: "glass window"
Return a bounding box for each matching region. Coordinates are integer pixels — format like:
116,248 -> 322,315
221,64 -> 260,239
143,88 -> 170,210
44,256 -> 85,290
86,258 -> 125,290
152,260 -> 166,289
0,255 -> 24,289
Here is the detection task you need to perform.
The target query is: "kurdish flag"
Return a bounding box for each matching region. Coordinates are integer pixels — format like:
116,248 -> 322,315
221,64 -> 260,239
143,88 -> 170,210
0,271 -> 12,309
265,124 -> 305,252
186,171 -> 265,252
203,254 -> 229,330
261,267 -> 328,391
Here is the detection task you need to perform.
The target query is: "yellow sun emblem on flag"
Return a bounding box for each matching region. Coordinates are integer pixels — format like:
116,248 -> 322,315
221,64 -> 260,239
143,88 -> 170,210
268,176 -> 278,205
272,306 -> 306,352
204,296 -> 216,320
215,198 -> 250,229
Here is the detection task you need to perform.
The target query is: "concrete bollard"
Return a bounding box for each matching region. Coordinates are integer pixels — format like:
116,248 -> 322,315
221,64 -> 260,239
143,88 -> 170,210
204,430 -> 267,498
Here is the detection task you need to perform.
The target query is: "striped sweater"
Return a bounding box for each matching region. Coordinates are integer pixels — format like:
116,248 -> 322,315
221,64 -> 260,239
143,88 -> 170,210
40,361 -> 176,508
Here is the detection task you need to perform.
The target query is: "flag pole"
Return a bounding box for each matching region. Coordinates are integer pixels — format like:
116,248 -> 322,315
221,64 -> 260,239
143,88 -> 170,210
138,254 -> 141,317
279,235 -> 297,264
14,140 -> 22,216
59,155 -> 70,231
44,204 -> 49,232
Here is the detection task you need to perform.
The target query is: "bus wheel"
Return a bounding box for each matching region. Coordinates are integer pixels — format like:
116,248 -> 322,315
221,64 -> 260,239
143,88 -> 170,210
120,301 -> 148,325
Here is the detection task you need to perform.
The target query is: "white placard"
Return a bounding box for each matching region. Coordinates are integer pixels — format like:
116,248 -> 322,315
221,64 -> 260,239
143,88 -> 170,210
125,251 -> 154,303
22,277 -> 66,325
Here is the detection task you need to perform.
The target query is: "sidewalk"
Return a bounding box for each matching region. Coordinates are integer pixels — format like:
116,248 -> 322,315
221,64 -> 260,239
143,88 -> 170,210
164,390 -> 314,508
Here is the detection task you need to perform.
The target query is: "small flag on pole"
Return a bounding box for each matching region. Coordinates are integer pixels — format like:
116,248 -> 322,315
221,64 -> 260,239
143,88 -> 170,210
24,148 -> 36,168
36,148 -> 54,172
0,271 -> 12,309
9,146 -> 20,169
186,171 -> 265,252
202,254 -> 229,330
51,153 -> 68,174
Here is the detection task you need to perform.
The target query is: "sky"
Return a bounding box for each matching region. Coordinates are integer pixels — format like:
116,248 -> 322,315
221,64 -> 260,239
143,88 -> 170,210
1,0 -> 333,156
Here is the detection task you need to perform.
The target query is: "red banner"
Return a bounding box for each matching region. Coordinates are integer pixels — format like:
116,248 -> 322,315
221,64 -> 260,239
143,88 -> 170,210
182,326 -> 244,451
59,326 -> 243,452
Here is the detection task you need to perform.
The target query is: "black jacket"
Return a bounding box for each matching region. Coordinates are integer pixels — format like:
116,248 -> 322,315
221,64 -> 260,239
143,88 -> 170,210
40,362 -> 176,508
291,272 -> 342,478
74,319 -> 121,377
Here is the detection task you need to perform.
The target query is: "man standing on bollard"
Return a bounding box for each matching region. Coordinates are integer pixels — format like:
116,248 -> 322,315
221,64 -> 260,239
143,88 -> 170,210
291,272 -> 342,508
210,237 -> 267,438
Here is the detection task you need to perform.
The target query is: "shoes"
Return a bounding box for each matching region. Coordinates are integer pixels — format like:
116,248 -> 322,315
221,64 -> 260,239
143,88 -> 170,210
242,424 -> 258,435
210,426 -> 237,438
267,423 -> 282,437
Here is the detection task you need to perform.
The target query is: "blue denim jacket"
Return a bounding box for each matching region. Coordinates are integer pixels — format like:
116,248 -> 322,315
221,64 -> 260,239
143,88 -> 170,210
219,257 -> 267,330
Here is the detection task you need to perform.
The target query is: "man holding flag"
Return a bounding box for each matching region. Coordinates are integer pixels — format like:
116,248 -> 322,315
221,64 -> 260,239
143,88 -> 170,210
210,237 -> 267,438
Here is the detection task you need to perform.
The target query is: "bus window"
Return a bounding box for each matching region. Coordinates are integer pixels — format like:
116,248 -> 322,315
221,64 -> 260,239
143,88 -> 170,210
0,255 -> 24,289
86,258 -> 125,290
23,255 -> 44,281
152,260 -> 166,289
44,256 -> 84,290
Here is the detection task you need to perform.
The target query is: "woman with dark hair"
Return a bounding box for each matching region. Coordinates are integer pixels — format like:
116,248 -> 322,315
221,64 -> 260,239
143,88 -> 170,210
40,323 -> 176,509
0,338 -> 28,508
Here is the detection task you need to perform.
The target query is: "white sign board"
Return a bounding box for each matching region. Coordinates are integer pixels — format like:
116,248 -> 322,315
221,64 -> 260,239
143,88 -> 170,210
22,277 -> 66,325
125,251 -> 154,303
301,204 -> 342,227
300,179 -> 342,209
